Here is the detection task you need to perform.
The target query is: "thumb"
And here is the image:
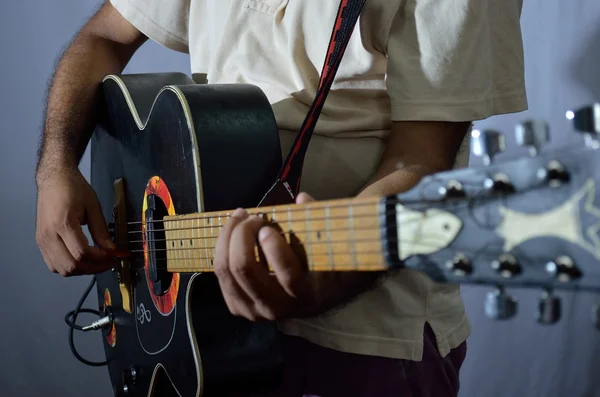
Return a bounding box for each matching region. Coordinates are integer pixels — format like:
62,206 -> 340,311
86,194 -> 116,251
296,192 -> 315,204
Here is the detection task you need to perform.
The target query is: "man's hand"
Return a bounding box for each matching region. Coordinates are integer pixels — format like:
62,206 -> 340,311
34,3 -> 145,277
214,192 -> 381,321
36,167 -> 116,277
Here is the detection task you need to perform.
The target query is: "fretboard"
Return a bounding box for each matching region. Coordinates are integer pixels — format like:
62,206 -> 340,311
162,196 -> 388,273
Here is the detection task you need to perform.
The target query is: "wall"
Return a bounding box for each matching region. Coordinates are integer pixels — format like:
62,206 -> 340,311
0,1 -> 189,396
460,1 -> 600,396
0,0 -> 598,396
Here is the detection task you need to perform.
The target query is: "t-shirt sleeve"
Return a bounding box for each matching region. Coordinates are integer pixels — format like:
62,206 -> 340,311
384,0 -> 527,122
109,0 -> 190,53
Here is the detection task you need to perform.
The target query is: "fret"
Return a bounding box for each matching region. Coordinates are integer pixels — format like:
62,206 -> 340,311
217,212 -> 222,264
287,207 -> 293,245
183,219 -> 189,270
325,203 -> 334,270
186,218 -> 191,270
188,218 -> 193,270
350,201 -> 381,270
164,197 -> 388,272
305,206 -> 312,270
200,217 -> 206,271
195,217 -> 202,271
301,203 -> 324,269
348,202 -> 358,270
171,220 -> 175,268
186,218 -> 191,269
210,214 -> 215,268
176,219 -> 181,266
163,219 -> 169,268
201,215 -> 207,270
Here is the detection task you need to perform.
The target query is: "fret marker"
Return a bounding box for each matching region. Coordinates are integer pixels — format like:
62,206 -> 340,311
316,230 -> 322,240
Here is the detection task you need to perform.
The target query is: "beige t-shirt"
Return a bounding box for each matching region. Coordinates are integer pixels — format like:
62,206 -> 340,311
110,0 -> 527,361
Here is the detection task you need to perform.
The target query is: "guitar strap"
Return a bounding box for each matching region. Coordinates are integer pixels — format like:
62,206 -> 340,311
261,0 -> 367,203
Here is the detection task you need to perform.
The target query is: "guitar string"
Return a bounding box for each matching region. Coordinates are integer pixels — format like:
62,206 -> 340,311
127,212 -> 389,234
123,197 -> 382,226
117,203 -> 503,270
119,210 -> 489,257
121,192 -> 487,228
112,200 -> 504,269
123,205 -> 473,236
125,220 -> 463,255
131,232 -> 447,253
120,234 -> 491,269
123,171 -> 533,228
127,224 -> 397,244
107,183 -> 516,269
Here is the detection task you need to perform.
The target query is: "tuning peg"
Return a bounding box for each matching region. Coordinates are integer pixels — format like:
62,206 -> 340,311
536,290 -> 561,325
515,120 -> 550,156
566,103 -> 600,148
484,287 -> 517,320
471,129 -> 505,165
545,255 -> 582,282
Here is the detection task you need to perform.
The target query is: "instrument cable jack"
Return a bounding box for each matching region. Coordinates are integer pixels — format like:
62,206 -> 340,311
64,275 -> 110,367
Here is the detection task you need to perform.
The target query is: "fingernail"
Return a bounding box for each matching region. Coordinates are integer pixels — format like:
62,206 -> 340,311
258,226 -> 273,242
105,239 -> 116,250
232,208 -> 248,218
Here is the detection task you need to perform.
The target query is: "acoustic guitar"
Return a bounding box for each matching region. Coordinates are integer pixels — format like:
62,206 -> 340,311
87,72 -> 600,396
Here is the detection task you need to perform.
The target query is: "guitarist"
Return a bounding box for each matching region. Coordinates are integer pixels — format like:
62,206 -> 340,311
34,1 -> 528,396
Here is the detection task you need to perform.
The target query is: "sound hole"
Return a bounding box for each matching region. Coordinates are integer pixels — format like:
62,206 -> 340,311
145,194 -> 173,296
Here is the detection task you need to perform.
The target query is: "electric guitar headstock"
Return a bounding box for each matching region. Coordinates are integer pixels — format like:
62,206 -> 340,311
391,103 -> 600,328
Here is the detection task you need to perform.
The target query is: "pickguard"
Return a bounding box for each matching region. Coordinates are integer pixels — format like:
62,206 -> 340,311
134,284 -> 178,355
136,176 -> 180,355
142,176 -> 180,315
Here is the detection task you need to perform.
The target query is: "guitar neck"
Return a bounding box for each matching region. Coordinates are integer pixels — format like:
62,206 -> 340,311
161,195 -> 462,273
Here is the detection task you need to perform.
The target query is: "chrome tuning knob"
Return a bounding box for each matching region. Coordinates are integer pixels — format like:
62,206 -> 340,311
515,120 -> 550,156
484,287 -> 517,320
536,290 -> 561,325
567,103 -> 600,148
471,129 -> 506,166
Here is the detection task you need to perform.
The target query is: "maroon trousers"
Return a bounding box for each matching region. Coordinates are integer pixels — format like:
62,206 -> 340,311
261,323 -> 467,397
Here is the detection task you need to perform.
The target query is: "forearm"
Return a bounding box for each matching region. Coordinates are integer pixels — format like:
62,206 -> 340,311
37,36 -> 121,179
36,3 -> 146,184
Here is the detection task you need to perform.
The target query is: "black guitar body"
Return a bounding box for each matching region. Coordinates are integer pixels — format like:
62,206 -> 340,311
90,73 -> 285,397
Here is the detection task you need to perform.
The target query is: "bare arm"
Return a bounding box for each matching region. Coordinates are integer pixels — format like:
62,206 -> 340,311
359,120 -> 470,198
36,1 -> 147,182
36,2 -> 148,277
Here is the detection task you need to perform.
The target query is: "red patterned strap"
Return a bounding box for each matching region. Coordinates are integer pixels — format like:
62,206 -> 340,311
259,0 -> 367,205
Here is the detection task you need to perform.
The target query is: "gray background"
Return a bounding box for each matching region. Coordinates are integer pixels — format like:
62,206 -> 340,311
0,0 -> 598,396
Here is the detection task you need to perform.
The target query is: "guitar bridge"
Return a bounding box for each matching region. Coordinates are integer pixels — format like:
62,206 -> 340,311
112,178 -> 133,314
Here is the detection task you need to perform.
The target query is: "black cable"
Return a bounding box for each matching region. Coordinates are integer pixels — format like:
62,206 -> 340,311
64,275 -> 108,367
